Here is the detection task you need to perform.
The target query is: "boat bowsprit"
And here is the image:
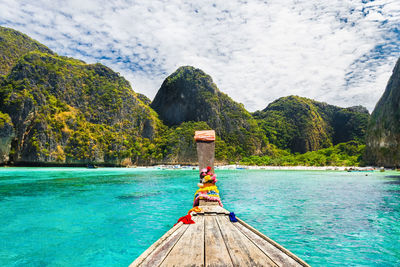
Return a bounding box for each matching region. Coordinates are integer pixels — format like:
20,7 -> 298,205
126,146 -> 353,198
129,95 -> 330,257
129,130 -> 310,266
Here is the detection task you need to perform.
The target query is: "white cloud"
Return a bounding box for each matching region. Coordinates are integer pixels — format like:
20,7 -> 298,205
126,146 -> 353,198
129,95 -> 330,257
1,0 -> 399,112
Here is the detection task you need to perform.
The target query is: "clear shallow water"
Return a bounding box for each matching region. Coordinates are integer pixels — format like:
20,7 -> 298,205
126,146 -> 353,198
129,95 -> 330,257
0,168 -> 399,266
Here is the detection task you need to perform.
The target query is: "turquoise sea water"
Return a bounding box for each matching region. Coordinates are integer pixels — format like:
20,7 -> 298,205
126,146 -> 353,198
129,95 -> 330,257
0,168 -> 399,266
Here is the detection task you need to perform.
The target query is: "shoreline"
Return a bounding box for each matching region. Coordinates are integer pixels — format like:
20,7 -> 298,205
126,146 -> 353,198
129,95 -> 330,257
0,164 -> 386,171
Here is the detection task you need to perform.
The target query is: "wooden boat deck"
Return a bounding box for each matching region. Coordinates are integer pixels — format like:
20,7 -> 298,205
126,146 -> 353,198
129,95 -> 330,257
130,205 -> 309,267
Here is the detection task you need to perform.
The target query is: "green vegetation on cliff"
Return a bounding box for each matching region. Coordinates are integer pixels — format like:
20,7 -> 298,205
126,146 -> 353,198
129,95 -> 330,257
151,66 -> 270,159
0,111 -> 12,127
0,111 -> 14,164
158,121 -> 211,163
0,50 -> 163,165
253,96 -> 332,153
240,141 -> 365,167
0,26 -> 372,166
0,26 -> 53,76
253,96 -> 369,153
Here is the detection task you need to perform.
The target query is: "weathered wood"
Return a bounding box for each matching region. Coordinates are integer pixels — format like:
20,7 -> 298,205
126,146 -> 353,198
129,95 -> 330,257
137,223 -> 190,267
204,215 -> 233,267
160,216 -> 205,267
196,141 -> 215,173
199,199 -> 219,206
130,129 -> 310,266
233,221 -> 301,266
129,222 -> 185,267
194,130 -> 215,142
131,213 -> 310,266
215,216 -> 278,267
236,217 -> 310,267
197,205 -> 229,215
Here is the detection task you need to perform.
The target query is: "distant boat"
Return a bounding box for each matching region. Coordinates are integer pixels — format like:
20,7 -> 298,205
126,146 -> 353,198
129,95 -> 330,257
236,166 -> 249,170
87,164 -> 97,169
346,167 -> 374,172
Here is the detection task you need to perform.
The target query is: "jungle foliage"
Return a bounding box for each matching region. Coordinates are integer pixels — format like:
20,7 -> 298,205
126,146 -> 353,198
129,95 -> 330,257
240,141 -> 366,166
253,95 -> 369,153
0,26 -> 371,166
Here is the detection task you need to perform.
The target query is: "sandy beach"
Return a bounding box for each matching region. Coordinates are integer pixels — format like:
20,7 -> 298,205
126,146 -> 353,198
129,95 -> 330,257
148,165 -> 379,171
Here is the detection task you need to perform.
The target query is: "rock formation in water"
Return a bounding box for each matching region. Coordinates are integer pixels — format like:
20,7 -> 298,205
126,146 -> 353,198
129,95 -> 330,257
151,66 -> 270,158
365,58 -> 400,167
253,96 -> 369,153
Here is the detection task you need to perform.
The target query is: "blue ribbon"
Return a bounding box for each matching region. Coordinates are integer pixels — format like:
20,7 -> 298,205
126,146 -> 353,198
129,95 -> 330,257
229,212 -> 238,222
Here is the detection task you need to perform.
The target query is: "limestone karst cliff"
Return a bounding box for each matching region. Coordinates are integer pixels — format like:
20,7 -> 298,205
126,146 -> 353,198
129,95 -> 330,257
151,66 -> 270,158
253,96 -> 369,153
0,26 -> 53,76
0,26 -> 372,166
0,27 -> 162,165
0,112 -> 14,164
365,57 -> 400,167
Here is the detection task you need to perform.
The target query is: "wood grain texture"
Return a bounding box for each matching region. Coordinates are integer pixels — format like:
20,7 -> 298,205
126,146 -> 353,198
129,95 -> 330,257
236,217 -> 310,267
199,200 -> 219,206
204,215 -> 233,267
215,216 -> 278,267
197,205 -> 229,214
137,224 -> 190,267
160,215 -> 205,267
196,142 -> 215,173
233,221 -> 301,266
131,213 -> 309,267
194,130 -> 215,142
130,222 -> 185,267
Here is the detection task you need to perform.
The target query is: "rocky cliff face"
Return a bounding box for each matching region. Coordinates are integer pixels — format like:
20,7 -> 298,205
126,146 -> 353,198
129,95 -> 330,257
158,121 -> 211,164
365,58 -> 400,167
0,33 -> 162,165
0,112 -> 14,164
0,26 -> 53,76
254,96 -> 369,153
323,105 -> 369,145
151,66 -> 225,126
151,66 -> 269,158
0,26 -> 375,166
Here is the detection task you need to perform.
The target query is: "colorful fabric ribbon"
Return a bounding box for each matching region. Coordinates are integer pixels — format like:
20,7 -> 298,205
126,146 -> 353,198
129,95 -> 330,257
229,212 -> 238,222
187,207 -> 202,214
193,166 -> 223,207
174,214 -> 195,226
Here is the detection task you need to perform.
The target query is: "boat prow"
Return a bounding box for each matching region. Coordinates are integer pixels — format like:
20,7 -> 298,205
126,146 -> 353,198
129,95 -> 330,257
130,130 -> 310,266
130,205 -> 309,267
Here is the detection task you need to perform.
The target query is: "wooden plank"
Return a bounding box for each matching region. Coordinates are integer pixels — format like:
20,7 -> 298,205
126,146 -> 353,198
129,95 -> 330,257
160,215 -> 205,267
232,221 -> 302,266
196,141 -> 215,173
236,218 -> 310,267
215,215 -> 278,267
130,222 -> 186,267
194,130 -> 215,142
216,207 -> 230,214
136,224 -> 190,267
204,215 -> 233,267
199,199 -> 219,206
198,205 -> 229,215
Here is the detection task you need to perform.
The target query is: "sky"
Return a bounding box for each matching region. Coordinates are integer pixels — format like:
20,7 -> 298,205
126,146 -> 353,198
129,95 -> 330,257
0,0 -> 399,112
